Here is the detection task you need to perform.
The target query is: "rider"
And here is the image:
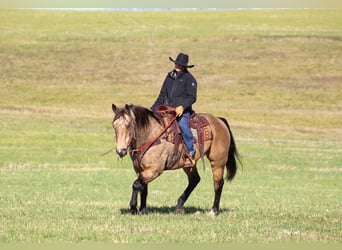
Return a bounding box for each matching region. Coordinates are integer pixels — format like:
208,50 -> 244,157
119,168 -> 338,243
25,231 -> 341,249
151,52 -> 197,166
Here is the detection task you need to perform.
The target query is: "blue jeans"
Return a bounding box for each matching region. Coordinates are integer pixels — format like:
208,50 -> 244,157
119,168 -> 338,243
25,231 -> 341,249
177,111 -> 195,156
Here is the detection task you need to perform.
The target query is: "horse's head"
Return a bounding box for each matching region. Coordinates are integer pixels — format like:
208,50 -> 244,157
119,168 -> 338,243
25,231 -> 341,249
112,103 -> 163,158
112,104 -> 135,158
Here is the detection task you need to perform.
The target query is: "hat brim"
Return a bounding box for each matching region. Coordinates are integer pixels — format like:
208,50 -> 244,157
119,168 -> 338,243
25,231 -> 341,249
169,56 -> 194,68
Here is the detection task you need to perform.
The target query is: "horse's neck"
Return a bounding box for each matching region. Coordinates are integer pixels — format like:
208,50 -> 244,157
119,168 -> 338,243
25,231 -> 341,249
135,117 -> 163,147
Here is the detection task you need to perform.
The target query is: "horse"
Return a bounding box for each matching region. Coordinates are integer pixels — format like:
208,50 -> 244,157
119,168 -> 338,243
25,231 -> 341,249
111,103 -> 240,215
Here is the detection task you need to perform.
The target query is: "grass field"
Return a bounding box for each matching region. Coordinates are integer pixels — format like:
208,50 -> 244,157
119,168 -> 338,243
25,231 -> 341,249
0,9 -> 341,243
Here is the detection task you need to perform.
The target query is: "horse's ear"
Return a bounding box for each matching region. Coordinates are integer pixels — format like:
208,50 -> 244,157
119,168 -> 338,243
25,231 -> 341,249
124,104 -> 133,113
125,104 -> 135,118
112,104 -> 117,113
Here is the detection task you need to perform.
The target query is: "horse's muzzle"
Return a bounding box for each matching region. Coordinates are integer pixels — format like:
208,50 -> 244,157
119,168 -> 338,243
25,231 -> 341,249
116,148 -> 128,158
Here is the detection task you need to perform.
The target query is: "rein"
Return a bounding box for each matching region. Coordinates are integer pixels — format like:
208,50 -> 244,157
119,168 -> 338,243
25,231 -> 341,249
130,107 -> 177,154
100,146 -> 116,156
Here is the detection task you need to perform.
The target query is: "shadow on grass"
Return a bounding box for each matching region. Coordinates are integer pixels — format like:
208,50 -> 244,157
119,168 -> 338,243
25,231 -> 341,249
120,206 -> 232,215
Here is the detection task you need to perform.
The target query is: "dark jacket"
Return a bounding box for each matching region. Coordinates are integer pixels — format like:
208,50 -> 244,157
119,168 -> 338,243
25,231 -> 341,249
152,70 -> 197,112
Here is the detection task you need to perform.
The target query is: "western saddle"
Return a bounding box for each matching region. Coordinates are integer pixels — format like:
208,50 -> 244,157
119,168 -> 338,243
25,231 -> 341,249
156,105 -> 212,170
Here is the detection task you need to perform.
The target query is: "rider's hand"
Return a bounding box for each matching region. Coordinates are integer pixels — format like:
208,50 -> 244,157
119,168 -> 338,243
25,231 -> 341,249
175,105 -> 184,117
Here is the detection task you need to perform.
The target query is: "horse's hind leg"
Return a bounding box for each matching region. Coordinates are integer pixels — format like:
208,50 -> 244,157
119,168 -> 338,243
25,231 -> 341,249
210,178 -> 224,215
210,167 -> 225,215
175,167 -> 201,214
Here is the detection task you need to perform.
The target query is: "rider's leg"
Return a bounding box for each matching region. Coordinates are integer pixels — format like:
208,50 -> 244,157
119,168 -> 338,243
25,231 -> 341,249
177,111 -> 195,157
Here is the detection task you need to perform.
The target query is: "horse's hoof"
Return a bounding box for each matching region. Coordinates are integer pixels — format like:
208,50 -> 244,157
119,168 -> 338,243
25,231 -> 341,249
139,208 -> 148,215
175,208 -> 185,214
130,207 -> 138,215
208,209 -> 219,216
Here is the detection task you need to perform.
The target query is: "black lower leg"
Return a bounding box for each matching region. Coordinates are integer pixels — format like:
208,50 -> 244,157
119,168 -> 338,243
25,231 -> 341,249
130,178 -> 145,214
139,183 -> 148,214
129,189 -> 138,214
211,179 -> 224,214
176,168 -> 201,212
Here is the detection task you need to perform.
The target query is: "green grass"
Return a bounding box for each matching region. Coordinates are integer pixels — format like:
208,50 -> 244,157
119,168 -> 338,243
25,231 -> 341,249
0,9 -> 341,243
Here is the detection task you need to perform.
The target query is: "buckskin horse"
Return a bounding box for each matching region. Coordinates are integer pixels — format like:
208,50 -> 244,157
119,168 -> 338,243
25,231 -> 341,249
111,103 -> 240,215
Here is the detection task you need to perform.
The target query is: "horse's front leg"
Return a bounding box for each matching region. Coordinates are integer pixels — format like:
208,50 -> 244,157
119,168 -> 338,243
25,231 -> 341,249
129,178 -> 147,215
139,183 -> 148,214
129,179 -> 139,214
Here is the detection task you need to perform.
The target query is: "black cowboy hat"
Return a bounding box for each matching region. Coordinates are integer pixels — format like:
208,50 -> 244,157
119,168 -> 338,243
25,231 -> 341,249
169,52 -> 194,68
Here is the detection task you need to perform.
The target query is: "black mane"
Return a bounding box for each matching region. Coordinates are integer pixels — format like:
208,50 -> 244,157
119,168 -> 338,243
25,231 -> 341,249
126,104 -> 162,130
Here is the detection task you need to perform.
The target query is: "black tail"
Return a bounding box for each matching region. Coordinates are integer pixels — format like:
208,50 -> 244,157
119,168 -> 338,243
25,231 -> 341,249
219,117 -> 241,182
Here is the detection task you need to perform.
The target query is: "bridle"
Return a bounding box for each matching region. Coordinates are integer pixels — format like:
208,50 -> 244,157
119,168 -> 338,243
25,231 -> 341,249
102,115 -> 136,157
113,115 -> 136,151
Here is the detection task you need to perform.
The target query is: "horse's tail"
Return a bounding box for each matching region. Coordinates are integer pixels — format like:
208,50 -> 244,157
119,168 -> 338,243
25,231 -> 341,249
219,117 -> 241,182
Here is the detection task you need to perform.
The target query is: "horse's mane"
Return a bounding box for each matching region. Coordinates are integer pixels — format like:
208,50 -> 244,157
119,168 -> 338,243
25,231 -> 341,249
126,104 -> 163,130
